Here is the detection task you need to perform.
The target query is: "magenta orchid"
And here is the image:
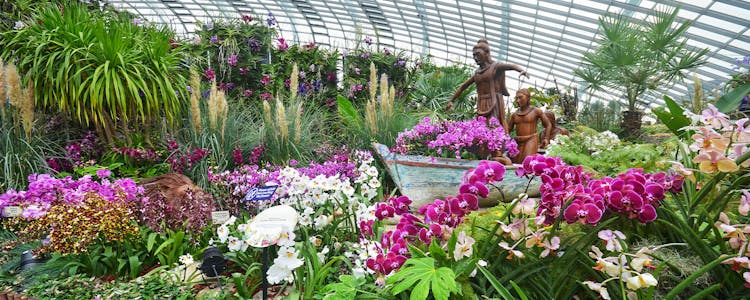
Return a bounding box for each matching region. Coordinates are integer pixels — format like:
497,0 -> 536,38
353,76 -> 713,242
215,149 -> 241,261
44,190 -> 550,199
393,117 -> 518,159
518,154 -> 682,226
360,160 -> 505,277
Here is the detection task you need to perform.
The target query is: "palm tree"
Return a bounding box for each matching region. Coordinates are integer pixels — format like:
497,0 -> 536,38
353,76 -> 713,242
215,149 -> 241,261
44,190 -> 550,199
575,6 -> 707,139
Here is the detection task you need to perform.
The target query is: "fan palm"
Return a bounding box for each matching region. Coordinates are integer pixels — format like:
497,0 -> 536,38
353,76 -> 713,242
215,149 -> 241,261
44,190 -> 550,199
575,7 -> 707,137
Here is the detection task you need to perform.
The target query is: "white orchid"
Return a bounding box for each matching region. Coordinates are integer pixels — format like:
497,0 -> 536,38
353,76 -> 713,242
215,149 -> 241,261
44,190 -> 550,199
217,225 -> 229,243
582,281 -> 611,300
625,273 -> 658,290
179,254 -> 194,265
453,231 -> 475,260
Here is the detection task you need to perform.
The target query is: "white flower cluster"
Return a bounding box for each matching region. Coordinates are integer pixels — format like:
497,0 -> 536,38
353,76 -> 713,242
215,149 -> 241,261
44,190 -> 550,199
583,230 -> 659,300
216,216 -> 296,251
272,154 -> 380,231
583,131 -> 620,156
210,151 -> 382,285
267,246 -> 304,284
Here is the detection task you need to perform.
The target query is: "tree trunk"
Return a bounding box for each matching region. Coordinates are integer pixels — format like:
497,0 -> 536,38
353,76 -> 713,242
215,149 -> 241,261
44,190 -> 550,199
620,110 -> 642,140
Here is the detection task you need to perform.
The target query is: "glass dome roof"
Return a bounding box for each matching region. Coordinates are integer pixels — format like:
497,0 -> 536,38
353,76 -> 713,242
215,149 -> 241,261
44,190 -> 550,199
101,0 -> 750,108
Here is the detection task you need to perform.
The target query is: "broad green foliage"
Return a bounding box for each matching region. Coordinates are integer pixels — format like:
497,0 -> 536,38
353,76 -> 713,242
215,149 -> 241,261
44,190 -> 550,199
387,257 -> 459,300
1,2 -> 187,142
321,275 -> 366,300
653,95 -> 691,138
408,65 -> 475,116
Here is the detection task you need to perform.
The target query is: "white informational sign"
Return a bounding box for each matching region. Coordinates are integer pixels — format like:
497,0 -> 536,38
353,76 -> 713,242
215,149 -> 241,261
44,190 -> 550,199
211,210 -> 230,224
246,205 -> 298,248
3,206 -> 21,218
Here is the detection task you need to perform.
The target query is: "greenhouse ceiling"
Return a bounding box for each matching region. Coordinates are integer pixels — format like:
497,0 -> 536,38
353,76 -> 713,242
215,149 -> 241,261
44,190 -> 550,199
102,0 -> 750,108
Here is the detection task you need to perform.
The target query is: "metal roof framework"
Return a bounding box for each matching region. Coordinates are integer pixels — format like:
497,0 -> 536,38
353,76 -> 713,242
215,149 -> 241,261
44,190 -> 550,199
102,0 -> 750,108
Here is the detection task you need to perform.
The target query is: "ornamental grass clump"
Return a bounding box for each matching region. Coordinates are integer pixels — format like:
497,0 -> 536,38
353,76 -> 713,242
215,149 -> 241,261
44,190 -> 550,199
0,59 -> 6,120
189,69 -> 203,134
393,116 -> 519,159
260,63 -> 324,165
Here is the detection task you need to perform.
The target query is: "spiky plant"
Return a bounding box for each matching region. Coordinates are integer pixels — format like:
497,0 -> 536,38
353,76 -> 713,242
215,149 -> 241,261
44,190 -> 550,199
259,64 -> 324,165
189,69 -> 203,134
0,59 -> 5,121
20,79 -> 34,139
1,2 -> 187,143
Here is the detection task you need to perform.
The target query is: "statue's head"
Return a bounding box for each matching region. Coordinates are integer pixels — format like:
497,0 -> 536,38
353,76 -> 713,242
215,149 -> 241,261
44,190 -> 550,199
515,88 -> 531,107
472,39 -> 491,64
545,111 -> 557,124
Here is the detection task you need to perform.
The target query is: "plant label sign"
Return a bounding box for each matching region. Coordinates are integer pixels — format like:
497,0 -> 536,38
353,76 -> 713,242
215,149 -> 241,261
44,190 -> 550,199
211,210 -> 230,224
243,186 -> 278,202
2,206 -> 21,218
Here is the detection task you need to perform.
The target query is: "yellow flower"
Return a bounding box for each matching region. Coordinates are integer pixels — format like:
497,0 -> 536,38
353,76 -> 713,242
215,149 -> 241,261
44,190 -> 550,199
693,150 -> 738,173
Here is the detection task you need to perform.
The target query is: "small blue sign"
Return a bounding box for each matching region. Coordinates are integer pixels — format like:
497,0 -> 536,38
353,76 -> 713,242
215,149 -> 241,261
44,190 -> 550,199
243,186 -> 278,201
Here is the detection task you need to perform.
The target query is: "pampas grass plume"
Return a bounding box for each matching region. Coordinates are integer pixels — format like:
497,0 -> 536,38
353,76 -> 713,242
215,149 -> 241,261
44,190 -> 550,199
216,89 -> 228,140
369,62 -> 377,103
21,80 -> 34,139
275,96 -> 288,140
189,69 -> 203,134
290,63 -> 299,100
6,63 -> 21,109
208,79 -> 218,131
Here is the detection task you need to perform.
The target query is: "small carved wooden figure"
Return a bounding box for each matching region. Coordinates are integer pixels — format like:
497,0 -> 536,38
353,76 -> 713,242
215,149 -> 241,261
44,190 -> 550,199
539,111 -> 569,148
508,88 -> 552,163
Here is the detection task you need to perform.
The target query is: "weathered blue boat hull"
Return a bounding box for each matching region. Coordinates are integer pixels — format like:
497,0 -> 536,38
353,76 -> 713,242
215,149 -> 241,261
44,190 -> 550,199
372,143 -> 540,209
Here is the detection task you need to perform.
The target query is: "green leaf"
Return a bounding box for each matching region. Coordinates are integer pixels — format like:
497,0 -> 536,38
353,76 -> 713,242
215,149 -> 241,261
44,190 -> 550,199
407,243 -> 427,258
128,254 -> 141,279
429,240 -> 448,264
387,257 -> 458,300
509,281 -> 529,300
477,265 -> 515,300
322,275 -> 365,300
715,82 -> 750,113
653,95 -> 690,137
337,95 -> 363,129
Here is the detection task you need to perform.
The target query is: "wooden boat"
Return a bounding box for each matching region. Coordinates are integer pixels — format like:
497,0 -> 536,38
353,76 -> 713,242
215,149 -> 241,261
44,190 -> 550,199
372,143 -> 540,209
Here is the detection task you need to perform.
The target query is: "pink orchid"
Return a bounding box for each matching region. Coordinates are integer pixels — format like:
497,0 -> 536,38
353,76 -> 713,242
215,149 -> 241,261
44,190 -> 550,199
459,181 -> 489,198
691,126 -> 729,152
701,104 -> 731,129
539,236 -> 560,258
498,241 -> 525,259
739,189 -> 750,216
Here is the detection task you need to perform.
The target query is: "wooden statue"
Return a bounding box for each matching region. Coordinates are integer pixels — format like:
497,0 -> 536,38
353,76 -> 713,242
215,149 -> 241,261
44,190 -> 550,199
539,111 -> 569,148
508,88 -> 552,163
446,38 -> 528,131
